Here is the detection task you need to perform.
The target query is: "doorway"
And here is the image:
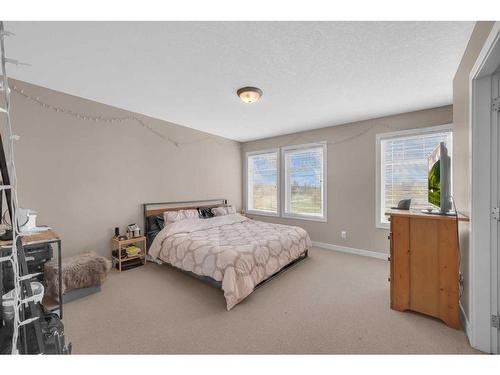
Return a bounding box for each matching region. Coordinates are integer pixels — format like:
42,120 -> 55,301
470,22 -> 500,354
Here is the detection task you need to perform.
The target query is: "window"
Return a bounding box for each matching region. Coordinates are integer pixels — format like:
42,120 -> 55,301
282,143 -> 327,221
245,143 -> 327,221
246,150 -> 279,215
376,125 -> 453,228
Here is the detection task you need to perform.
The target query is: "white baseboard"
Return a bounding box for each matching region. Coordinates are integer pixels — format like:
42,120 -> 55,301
459,301 -> 471,340
311,241 -> 388,260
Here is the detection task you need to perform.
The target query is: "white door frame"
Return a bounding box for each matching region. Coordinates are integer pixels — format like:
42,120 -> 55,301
492,71 -> 500,354
469,21 -> 500,353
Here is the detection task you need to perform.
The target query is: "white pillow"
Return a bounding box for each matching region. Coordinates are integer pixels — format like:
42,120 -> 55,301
211,207 -> 226,217
164,210 -> 184,223
180,209 -> 199,219
212,206 -> 236,216
163,209 -> 199,223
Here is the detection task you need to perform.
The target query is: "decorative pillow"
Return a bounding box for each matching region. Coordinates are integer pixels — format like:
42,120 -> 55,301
197,207 -> 214,219
212,206 -> 236,216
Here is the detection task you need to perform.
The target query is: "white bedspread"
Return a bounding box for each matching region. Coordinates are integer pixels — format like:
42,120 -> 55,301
149,214 -> 311,310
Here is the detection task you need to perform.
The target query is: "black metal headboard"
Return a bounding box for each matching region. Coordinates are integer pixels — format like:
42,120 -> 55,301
143,199 -> 227,250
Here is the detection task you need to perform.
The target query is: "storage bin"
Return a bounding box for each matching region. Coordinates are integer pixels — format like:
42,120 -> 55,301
1,282 -> 44,322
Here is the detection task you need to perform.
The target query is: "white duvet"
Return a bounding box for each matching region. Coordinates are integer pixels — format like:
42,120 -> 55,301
149,214 -> 311,310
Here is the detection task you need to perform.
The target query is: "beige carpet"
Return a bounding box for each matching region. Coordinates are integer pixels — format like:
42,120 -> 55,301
62,247 -> 479,354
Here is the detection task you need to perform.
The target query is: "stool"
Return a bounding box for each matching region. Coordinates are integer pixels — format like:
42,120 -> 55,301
44,252 -> 111,303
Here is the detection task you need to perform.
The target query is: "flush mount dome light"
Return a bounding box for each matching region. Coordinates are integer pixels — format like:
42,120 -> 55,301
237,87 -> 263,104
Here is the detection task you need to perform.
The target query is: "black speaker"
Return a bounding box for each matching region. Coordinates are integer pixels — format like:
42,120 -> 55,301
392,198 -> 411,210
114,227 -> 120,237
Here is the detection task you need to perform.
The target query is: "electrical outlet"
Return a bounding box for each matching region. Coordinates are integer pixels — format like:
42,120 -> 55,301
341,230 -> 347,239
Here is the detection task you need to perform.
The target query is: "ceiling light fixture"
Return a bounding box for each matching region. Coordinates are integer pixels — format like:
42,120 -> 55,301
237,86 -> 263,104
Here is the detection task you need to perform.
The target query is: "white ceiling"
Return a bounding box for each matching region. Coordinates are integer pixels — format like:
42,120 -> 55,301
5,21 -> 474,142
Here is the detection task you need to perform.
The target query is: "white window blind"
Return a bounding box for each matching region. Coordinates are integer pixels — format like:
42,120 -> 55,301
379,129 -> 452,225
283,144 -> 326,219
247,151 -> 279,215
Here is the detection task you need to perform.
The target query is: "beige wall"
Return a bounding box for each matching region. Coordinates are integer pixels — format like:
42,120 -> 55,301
2,79 -> 242,258
452,21 -> 495,319
242,106 -> 453,254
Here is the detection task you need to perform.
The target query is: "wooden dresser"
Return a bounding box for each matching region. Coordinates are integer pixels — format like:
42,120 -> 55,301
386,209 -> 468,329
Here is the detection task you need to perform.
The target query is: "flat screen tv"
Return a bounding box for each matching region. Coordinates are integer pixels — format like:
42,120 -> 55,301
427,142 -> 452,214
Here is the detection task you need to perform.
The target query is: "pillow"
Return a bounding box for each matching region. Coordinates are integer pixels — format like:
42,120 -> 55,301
163,209 -> 198,223
180,209 -> 199,219
146,214 -> 164,234
145,215 -> 164,250
197,207 -> 214,219
212,206 -> 237,216
211,207 -> 226,217
164,210 -> 185,223
148,215 -> 165,232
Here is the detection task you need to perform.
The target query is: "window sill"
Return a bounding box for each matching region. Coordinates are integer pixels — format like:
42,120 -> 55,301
376,222 -> 390,230
246,211 -> 327,223
246,210 -> 280,218
282,213 -> 327,222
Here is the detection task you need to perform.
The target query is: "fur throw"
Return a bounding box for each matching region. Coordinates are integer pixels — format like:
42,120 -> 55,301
44,251 -> 112,298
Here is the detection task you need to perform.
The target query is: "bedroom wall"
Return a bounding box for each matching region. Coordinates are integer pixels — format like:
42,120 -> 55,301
452,21 -> 495,320
242,105 -> 453,254
1,79 -> 242,258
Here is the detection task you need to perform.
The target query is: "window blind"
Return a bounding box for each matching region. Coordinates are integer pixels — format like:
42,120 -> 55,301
381,131 -> 452,223
284,145 -> 325,217
247,151 -> 278,214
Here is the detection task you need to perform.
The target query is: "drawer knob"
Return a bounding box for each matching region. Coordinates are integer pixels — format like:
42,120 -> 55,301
388,277 -> 391,282
387,256 -> 391,261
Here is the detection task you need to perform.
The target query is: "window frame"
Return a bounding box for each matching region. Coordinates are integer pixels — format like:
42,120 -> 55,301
281,142 -> 327,222
375,124 -> 453,229
245,148 -> 280,217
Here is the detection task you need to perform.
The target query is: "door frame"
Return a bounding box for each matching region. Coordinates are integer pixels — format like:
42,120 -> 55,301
492,70 -> 500,354
469,21 -> 500,353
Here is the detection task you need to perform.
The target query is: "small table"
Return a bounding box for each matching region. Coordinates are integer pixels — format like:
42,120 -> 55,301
111,236 -> 146,272
0,229 -> 63,318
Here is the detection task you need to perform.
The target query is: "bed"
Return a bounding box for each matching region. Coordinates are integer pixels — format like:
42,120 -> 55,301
144,199 -> 311,310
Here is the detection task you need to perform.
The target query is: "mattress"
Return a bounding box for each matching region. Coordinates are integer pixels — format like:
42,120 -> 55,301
148,214 -> 311,310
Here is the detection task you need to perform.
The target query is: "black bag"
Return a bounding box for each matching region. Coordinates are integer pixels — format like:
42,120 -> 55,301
1,312 -> 72,354
40,313 -> 72,354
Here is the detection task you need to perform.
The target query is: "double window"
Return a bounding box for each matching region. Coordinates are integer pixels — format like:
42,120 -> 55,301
246,143 -> 327,221
376,125 -> 453,228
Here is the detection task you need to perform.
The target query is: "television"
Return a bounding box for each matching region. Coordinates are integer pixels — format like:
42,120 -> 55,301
427,142 -> 452,214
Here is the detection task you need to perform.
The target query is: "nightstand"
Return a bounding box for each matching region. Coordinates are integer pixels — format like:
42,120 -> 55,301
111,236 -> 146,272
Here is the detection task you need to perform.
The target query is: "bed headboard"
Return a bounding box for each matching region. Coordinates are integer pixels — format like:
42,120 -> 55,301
143,199 -> 227,250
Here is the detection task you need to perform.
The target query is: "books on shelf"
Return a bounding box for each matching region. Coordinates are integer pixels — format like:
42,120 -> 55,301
112,245 -> 142,260
125,245 -> 141,257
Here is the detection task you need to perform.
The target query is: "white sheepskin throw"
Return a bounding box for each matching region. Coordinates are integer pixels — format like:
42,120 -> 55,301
44,251 -> 112,299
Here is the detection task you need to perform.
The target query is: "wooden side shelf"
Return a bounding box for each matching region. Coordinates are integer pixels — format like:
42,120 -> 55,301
386,209 -> 466,329
111,235 -> 146,272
